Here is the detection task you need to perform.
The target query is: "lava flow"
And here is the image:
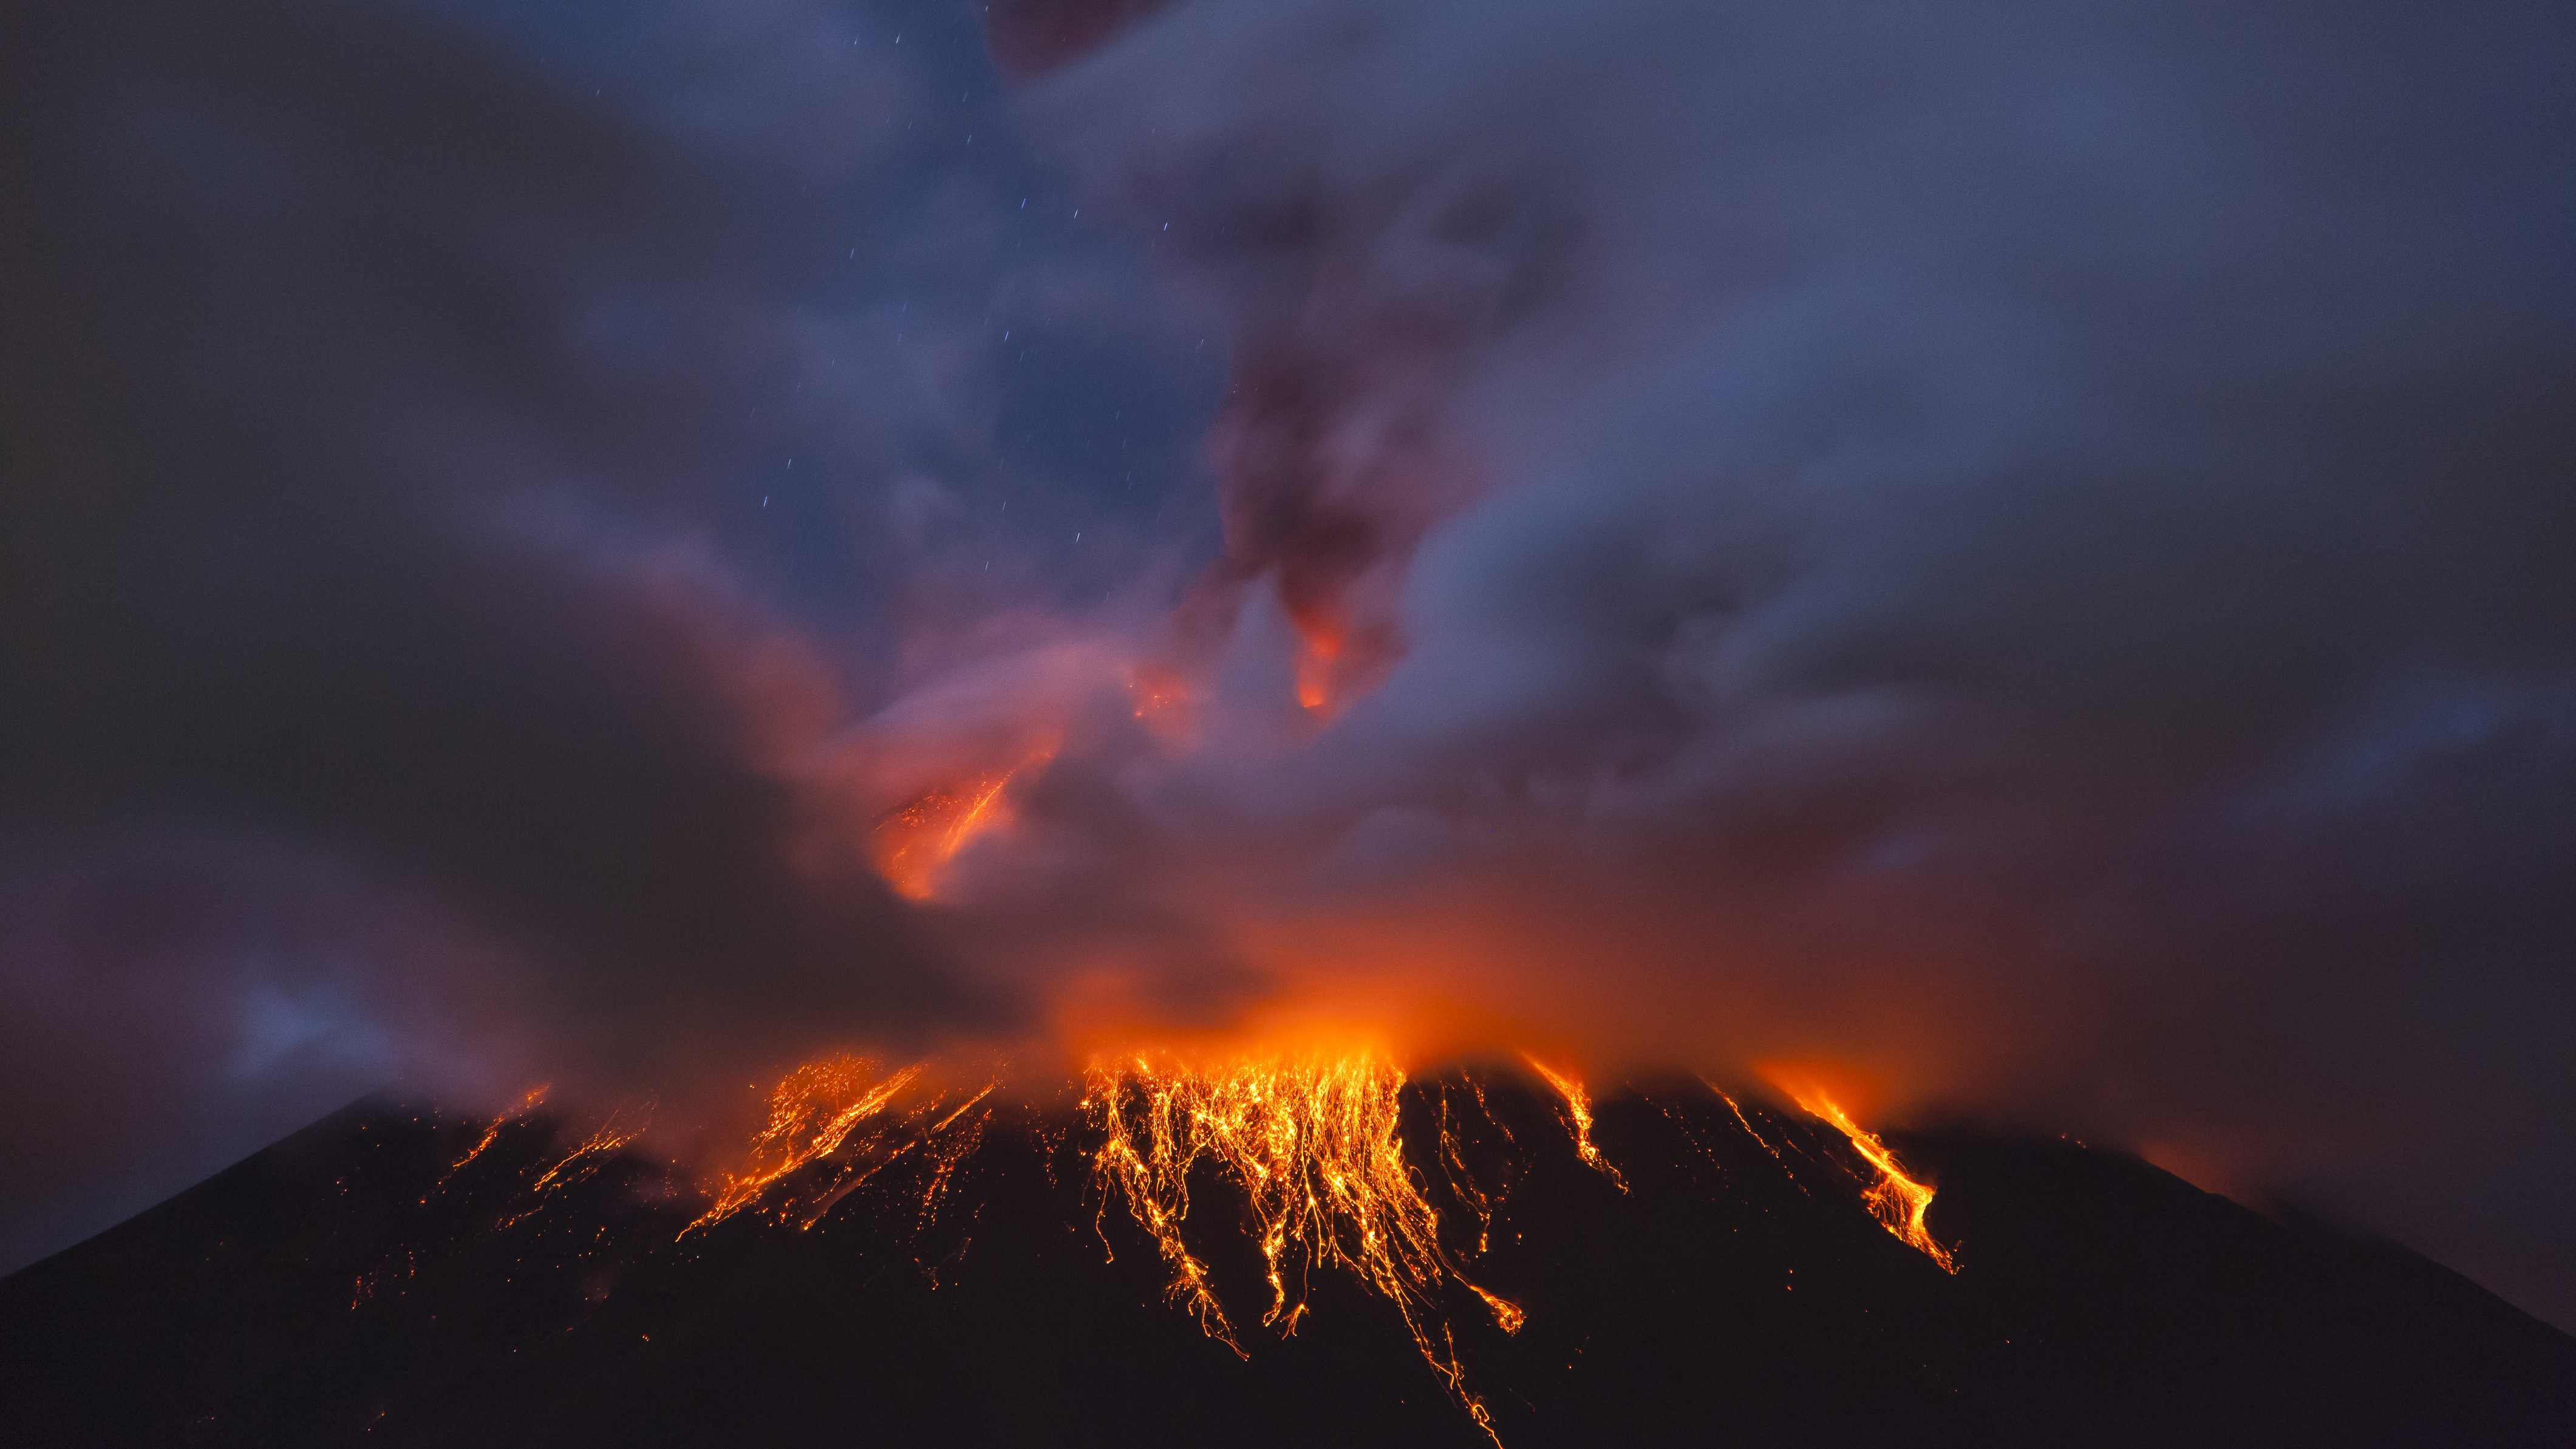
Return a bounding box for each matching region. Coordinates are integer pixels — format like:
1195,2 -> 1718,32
689,1056 -> 994,1234
868,751 -> 1050,901
441,1083 -> 550,1184
474,1044 -> 1967,1447
1083,1046 -> 1520,1442
1770,1077 -> 1958,1273
1521,1054 -> 1627,1192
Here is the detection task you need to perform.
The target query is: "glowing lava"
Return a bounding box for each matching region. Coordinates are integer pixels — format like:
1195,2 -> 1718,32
1521,1054 -> 1627,1192
688,1056 -> 994,1234
1084,1046 -> 1519,1442
1771,1078 -> 1958,1273
443,1083 -> 550,1183
502,1043 -> 1955,1447
869,753 -> 1049,900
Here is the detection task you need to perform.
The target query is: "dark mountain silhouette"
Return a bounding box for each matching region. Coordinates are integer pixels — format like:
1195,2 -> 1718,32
3,1066 -> 2569,1447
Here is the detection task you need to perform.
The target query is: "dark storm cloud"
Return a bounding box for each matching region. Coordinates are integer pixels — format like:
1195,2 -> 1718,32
0,0 -> 1215,1268
998,0 -> 2576,1322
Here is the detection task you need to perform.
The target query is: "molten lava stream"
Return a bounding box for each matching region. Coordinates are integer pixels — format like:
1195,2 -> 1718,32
1519,1054 -> 1627,1192
442,1083 -> 550,1184
1771,1080 -> 1958,1273
656,1045 -> 1966,1447
687,1056 -> 996,1235
1083,1047 -> 1522,1445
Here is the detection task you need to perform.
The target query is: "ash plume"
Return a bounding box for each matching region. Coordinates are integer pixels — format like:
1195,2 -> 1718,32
989,0 -> 2576,1325
0,0 -> 1202,1266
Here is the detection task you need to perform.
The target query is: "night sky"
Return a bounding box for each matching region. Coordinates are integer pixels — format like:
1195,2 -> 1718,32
4,0 -> 2572,1332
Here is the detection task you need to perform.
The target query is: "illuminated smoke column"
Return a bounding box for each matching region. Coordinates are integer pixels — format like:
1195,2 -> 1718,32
935,0 -> 2576,1326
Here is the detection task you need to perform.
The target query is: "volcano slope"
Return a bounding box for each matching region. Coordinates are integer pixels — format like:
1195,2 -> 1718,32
2,1066 -> 2569,1448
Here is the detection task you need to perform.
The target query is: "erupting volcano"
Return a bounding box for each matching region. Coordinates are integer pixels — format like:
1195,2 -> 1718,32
7,1051 -> 2574,1446
5,0 -> 2575,1442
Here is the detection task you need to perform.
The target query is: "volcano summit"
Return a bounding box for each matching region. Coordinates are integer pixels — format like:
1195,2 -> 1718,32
3,1059 -> 2568,1447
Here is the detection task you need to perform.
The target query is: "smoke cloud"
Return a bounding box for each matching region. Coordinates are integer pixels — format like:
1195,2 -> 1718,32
987,0 -> 2576,1324
2,0 -> 2571,1331
0,0 -> 1214,1264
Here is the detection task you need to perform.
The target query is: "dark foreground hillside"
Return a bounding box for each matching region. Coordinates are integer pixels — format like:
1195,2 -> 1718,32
3,1068 -> 2569,1448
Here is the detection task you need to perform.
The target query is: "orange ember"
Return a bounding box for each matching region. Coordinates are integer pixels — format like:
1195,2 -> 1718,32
1128,664 -> 1191,722
1294,628 -> 1340,712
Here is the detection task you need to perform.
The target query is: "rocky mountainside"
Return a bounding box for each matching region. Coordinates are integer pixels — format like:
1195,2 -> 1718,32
4,1066 -> 2569,1447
